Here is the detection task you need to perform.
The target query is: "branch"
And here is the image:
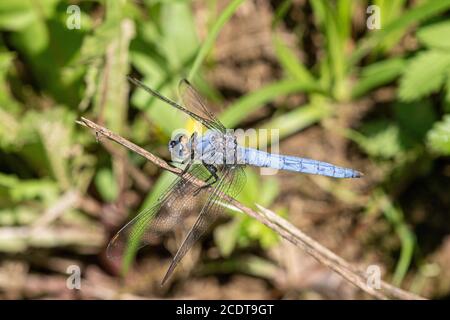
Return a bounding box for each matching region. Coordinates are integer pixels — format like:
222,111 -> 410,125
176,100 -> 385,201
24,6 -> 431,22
32,190 -> 80,229
76,117 -> 425,300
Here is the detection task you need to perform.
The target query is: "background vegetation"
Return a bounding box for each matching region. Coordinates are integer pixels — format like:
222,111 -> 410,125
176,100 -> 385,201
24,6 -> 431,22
0,0 -> 450,299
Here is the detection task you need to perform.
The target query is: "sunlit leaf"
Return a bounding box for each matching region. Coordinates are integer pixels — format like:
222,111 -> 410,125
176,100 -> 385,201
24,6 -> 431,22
417,20 -> 450,49
220,79 -> 323,128
0,0 -> 58,31
394,101 -> 436,143
273,34 -> 316,84
350,120 -> 403,159
399,50 -> 450,102
95,168 -> 118,202
352,58 -> 405,98
427,115 -> 450,155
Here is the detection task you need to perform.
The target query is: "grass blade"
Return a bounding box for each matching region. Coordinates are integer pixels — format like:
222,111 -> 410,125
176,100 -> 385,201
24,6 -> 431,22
188,0 -> 245,81
273,34 -> 316,84
220,79 -> 323,128
350,0 -> 450,66
259,102 -> 332,140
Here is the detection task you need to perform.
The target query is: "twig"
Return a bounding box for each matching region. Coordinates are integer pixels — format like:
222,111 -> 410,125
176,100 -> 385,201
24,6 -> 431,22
0,226 -> 104,248
76,117 -> 426,300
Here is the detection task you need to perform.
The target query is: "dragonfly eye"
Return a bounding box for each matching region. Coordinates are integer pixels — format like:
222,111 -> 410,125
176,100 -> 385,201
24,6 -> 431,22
169,134 -> 190,161
178,134 -> 188,143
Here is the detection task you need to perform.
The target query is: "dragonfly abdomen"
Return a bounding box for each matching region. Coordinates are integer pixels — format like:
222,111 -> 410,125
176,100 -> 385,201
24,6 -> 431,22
242,148 -> 361,178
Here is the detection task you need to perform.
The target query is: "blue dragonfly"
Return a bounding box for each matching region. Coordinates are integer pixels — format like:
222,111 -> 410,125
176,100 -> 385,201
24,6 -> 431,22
107,77 -> 362,285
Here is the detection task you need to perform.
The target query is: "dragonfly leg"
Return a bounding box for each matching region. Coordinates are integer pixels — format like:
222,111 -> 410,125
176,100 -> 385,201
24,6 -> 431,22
203,164 -> 218,186
193,163 -> 218,196
168,159 -> 191,174
181,160 -> 193,177
179,132 -> 199,177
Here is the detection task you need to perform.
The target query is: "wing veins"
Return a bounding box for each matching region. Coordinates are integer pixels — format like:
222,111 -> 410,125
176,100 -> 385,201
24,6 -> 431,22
106,164 -> 210,260
128,76 -> 224,132
161,166 -> 234,285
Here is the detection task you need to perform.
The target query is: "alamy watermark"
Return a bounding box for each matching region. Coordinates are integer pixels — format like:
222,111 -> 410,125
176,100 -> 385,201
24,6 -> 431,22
367,5 -> 381,30
366,264 -> 381,290
66,265 -> 81,290
66,5 -> 81,30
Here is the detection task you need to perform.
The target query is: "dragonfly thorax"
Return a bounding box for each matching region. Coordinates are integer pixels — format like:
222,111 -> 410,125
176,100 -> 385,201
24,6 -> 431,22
195,131 -> 243,165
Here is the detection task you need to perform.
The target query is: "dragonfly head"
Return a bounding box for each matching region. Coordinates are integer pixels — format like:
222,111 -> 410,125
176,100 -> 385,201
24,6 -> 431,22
168,133 -> 190,162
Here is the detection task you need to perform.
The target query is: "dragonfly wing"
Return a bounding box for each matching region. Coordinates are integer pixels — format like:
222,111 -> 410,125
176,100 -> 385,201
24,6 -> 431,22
106,164 -> 210,260
227,166 -> 246,198
161,165 -> 246,285
178,79 -> 226,133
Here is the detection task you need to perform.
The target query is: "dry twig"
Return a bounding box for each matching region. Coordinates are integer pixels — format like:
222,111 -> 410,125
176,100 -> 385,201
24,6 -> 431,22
77,117 -> 425,300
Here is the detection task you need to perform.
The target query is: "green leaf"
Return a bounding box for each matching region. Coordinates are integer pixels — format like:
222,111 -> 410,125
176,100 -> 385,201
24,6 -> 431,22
214,219 -> 240,257
78,16 -> 117,62
161,1 -> 198,73
393,222 -> 415,286
95,168 -> 118,202
0,173 -> 58,205
213,169 -> 281,256
311,1 -> 347,99
394,100 -> 436,143
377,192 -> 415,287
427,115 -> 450,155
235,170 -> 281,249
243,208 -> 283,249
129,2 -> 199,136
336,0 -> 353,42
0,110 -> 20,150
446,69 -> 450,108
258,177 -> 279,208
417,20 -> 450,50
0,0 -> 58,31
35,109 -> 77,190
92,3 -> 134,134
0,1 -> 35,31
372,0 -> 407,53
260,101 -> 332,139
399,50 -> 450,102
188,0 -> 245,81
11,13 -> 86,105
273,34 -> 316,84
350,0 -> 450,66
349,120 -> 403,159
272,0 -> 292,28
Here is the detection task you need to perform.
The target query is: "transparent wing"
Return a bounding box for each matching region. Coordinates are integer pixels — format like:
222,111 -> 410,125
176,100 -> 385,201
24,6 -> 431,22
106,164 -> 210,260
178,79 -> 227,133
227,166 -> 247,198
128,76 -> 226,133
161,164 -> 246,285
107,163 -> 247,285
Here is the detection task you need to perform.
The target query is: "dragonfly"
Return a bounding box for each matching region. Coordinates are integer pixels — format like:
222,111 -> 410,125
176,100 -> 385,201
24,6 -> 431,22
107,76 -> 362,285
